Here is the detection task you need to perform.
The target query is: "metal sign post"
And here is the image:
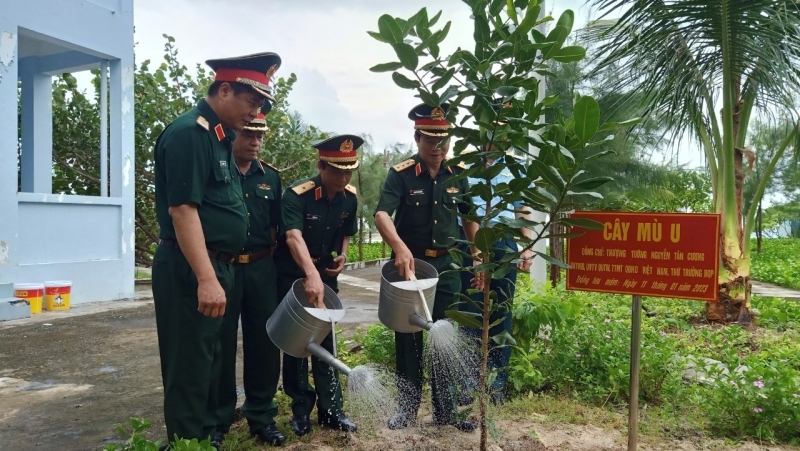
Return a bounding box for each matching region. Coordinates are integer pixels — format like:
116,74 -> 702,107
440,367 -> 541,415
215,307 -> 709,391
628,295 -> 642,450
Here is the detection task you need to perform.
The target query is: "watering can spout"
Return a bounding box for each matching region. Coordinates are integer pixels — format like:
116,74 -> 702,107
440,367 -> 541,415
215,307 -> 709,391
306,342 -> 352,376
409,313 -> 433,331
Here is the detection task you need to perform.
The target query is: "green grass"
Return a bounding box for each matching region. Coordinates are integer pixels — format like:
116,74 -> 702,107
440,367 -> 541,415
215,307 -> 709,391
751,238 -> 800,289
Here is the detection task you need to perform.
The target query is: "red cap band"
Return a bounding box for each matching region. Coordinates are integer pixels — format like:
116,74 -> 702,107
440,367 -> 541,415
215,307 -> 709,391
214,68 -> 270,87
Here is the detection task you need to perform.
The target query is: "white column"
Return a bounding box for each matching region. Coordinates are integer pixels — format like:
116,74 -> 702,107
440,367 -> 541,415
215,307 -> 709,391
528,1 -> 548,291
19,59 -> 53,194
100,60 -> 108,197
0,25 -> 20,284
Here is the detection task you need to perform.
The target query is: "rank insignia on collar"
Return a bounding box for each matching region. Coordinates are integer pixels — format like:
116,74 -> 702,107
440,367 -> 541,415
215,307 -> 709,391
257,183 -> 271,190
196,116 -> 210,130
214,123 -> 226,141
415,163 -> 422,177
409,189 -> 425,196
446,186 -> 460,194
314,186 -> 323,200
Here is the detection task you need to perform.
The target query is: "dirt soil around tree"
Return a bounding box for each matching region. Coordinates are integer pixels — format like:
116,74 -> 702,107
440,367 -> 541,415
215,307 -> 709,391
1,275 -> 798,451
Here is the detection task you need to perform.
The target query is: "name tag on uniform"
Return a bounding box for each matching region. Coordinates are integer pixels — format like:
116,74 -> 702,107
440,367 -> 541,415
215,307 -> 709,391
446,187 -> 460,194
306,214 -> 321,221
409,189 -> 425,196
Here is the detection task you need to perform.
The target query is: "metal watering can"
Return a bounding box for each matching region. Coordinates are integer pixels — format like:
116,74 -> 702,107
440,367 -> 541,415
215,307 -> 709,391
378,258 -> 440,333
266,279 -> 351,375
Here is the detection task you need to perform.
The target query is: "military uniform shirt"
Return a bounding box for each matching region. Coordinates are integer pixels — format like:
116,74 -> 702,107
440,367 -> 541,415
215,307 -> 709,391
238,161 -> 282,251
154,99 -> 248,255
276,174 -> 358,274
375,154 -> 472,252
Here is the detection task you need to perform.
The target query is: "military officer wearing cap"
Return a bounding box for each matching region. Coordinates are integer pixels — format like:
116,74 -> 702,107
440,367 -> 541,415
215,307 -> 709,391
274,135 -> 361,436
374,103 -> 481,432
213,111 -> 285,447
152,52 -> 279,444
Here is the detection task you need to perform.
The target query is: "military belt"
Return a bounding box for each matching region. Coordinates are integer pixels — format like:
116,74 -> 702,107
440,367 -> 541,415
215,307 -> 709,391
158,239 -> 237,264
409,245 -> 456,259
235,246 -> 275,264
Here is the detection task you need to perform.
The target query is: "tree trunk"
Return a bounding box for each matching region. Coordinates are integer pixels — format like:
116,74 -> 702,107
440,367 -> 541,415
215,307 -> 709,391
706,146 -> 752,325
357,168 -> 365,262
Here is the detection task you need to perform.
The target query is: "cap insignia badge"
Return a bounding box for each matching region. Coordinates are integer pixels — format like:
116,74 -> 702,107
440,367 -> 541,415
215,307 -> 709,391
340,139 -> 354,153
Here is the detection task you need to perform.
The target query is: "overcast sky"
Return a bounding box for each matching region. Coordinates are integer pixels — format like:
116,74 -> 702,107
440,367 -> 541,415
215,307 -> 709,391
133,0 -> 594,151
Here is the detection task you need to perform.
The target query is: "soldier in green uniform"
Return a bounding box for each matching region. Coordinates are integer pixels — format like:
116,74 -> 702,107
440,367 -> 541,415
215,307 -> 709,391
274,135 -> 361,436
152,52 -> 280,445
213,112 -> 285,446
374,103 -> 481,432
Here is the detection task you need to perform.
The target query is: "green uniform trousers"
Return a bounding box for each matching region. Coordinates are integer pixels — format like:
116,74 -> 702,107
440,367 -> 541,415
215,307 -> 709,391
395,254 -> 461,423
215,256 -> 280,432
152,246 -> 234,442
277,273 -> 344,417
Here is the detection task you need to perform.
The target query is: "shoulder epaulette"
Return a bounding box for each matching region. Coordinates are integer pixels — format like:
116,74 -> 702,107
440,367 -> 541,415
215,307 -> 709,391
196,115 -> 210,131
456,161 -> 467,170
392,158 -> 416,172
291,180 -> 315,195
260,160 -> 280,172
345,184 -> 357,195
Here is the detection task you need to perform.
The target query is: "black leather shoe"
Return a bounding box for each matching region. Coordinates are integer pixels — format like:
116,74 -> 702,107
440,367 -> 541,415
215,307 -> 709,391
251,424 -> 285,446
387,410 -> 416,430
318,412 -> 357,433
210,431 -> 225,448
290,414 -> 311,436
457,390 -> 474,406
454,419 -> 477,433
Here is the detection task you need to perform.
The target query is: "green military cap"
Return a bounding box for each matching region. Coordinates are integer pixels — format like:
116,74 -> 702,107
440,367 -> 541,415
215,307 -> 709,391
313,134 -> 363,170
206,52 -> 282,101
408,103 -> 452,137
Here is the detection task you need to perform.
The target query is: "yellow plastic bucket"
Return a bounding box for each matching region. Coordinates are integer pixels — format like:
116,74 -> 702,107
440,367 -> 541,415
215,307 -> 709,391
14,283 -> 45,314
45,281 -> 72,311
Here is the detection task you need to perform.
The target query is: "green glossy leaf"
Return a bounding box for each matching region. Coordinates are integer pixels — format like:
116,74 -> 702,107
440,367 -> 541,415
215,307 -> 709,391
437,22 -> 452,44
392,43 -> 419,70
418,90 -> 441,107
369,62 -> 404,73
475,227 -> 497,252
491,330 -> 517,346
429,10 -> 443,28
560,217 -> 604,230
431,68 -> 455,92
553,45 -> 586,63
530,160 -> 566,191
367,31 -> 390,43
378,14 -> 404,43
515,4 -> 541,37
445,309 -> 482,329
535,250 -> 570,268
584,149 -> 615,161
506,0 -> 518,23
573,95 -> 600,144
474,14 -> 491,59
597,117 -> 643,132
540,25 -> 570,61
567,190 -> 604,199
392,72 -> 420,89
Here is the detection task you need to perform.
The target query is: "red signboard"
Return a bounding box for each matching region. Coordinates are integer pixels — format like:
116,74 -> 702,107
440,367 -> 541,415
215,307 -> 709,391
566,212 -> 720,301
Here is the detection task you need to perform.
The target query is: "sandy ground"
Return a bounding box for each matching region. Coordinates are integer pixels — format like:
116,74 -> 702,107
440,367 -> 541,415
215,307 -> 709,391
1,267 -> 798,451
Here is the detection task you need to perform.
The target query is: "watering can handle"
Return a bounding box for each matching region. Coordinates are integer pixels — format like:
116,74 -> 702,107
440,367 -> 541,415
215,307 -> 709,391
408,272 -> 433,323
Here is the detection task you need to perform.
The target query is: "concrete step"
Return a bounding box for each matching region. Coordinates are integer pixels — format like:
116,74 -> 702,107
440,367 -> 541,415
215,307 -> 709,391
0,297 -> 31,322
0,283 -> 12,298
